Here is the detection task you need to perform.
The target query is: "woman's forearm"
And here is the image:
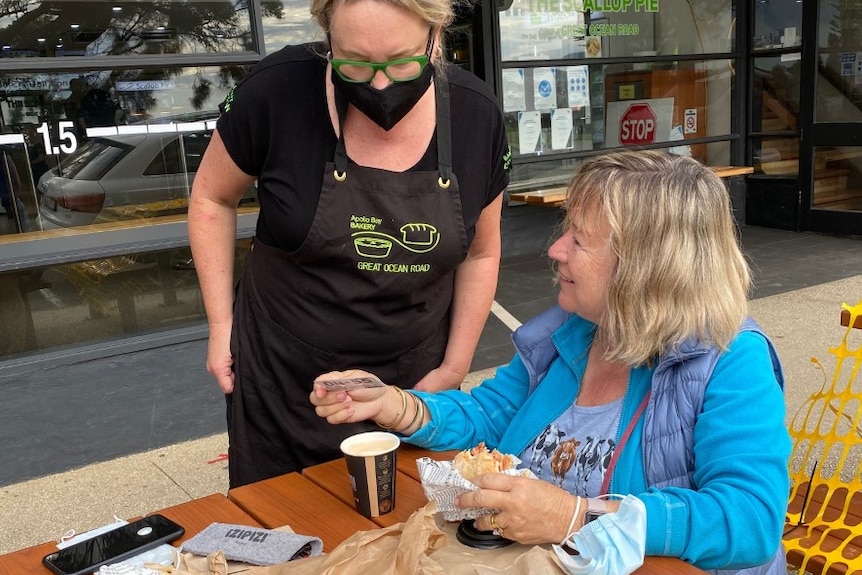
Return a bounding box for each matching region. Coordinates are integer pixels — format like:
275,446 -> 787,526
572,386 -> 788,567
189,194 -> 239,331
188,129 -> 254,333
440,195 -> 503,380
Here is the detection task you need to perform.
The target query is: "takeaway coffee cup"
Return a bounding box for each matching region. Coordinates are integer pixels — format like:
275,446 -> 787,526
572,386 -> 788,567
340,431 -> 400,518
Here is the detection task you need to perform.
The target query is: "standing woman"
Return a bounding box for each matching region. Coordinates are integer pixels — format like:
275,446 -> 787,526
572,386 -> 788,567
189,0 -> 510,487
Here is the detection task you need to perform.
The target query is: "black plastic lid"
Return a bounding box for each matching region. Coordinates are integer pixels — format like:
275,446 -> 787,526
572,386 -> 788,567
455,519 -> 515,549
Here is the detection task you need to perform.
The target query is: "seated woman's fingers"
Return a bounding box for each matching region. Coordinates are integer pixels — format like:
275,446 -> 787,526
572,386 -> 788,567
455,483 -> 509,511
309,386 -> 346,405
457,475 -> 575,544
313,368 -> 373,384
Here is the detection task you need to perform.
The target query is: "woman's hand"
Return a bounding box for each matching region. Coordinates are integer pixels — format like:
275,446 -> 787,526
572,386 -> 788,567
310,369 -> 392,424
207,321 -> 234,394
454,473 -> 577,545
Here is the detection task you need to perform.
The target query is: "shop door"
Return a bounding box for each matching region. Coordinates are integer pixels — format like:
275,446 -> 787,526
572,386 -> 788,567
800,1 -> 862,234
447,1 -> 485,79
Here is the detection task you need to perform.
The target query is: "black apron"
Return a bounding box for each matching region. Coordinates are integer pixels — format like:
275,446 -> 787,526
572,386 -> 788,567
227,72 -> 468,487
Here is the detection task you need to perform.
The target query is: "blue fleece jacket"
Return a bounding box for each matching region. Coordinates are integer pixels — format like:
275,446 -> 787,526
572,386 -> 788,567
406,310 -> 791,572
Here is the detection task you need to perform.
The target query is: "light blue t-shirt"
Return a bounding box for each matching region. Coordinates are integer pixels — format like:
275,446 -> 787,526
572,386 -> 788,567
519,397 -> 623,497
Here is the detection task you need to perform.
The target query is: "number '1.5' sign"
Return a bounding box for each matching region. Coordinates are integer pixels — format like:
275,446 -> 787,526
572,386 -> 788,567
36,121 -> 78,156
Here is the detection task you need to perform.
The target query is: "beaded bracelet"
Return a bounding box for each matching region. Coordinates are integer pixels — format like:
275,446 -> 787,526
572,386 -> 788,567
377,386 -> 408,430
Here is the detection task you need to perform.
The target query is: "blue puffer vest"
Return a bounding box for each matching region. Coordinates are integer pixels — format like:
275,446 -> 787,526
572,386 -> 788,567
512,306 -> 788,575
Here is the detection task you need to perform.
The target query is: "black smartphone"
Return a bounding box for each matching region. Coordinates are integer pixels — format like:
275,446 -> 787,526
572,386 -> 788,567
42,514 -> 184,575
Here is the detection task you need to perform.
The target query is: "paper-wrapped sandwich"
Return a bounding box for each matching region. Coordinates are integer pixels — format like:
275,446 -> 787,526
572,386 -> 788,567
417,443 -> 535,521
451,442 -> 516,480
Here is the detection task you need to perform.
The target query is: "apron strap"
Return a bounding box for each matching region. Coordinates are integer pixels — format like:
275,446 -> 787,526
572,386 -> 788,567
434,67 -> 453,188
333,87 -> 350,179
331,64 -> 453,186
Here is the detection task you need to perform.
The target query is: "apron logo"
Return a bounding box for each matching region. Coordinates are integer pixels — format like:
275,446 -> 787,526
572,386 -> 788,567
222,86 -> 236,113
350,215 -> 438,273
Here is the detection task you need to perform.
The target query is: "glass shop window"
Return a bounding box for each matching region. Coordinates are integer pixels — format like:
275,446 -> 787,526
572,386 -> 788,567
0,1 -> 254,58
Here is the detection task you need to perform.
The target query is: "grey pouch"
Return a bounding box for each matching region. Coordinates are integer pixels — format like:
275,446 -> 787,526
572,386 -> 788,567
181,523 -> 323,566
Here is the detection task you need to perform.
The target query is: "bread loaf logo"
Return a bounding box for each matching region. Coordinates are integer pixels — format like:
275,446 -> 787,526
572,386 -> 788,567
352,224 -> 440,258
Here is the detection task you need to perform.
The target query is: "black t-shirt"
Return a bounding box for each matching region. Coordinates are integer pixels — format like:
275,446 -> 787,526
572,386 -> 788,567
218,43 -> 509,252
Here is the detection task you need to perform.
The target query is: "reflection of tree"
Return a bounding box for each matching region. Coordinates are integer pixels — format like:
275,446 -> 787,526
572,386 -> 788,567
822,5 -> 862,110
0,0 -> 281,116
189,65 -> 246,110
0,0 -> 283,57
656,0 -> 732,55
109,63 -> 250,116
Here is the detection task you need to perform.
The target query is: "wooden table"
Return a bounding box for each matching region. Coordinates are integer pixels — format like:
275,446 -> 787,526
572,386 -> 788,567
509,165 -> 755,208
0,494 -> 261,575
225,471 -> 379,551
0,449 -> 709,575
228,446 -> 708,575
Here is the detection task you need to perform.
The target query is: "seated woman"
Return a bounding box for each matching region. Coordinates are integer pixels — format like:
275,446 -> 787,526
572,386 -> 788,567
311,150 -> 791,575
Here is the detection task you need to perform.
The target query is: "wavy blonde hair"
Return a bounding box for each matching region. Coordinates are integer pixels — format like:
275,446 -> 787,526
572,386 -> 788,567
564,150 -> 751,366
310,0 -> 457,36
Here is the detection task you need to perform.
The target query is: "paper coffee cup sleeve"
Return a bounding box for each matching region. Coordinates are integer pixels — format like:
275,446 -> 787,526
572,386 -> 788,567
416,457 -> 536,522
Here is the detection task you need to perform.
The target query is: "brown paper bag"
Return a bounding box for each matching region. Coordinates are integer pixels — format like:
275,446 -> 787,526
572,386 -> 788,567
247,502 -> 566,575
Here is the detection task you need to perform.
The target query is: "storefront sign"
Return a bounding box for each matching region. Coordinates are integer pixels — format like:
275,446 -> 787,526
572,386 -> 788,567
523,0 -> 658,11
0,75 -> 57,92
500,0 -> 657,60
581,0 -> 658,12
115,80 -> 175,92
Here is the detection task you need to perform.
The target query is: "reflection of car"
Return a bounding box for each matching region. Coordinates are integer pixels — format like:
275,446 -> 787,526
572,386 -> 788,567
38,129 -> 256,228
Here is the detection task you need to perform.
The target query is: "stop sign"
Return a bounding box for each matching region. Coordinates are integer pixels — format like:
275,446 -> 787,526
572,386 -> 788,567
619,103 -> 657,146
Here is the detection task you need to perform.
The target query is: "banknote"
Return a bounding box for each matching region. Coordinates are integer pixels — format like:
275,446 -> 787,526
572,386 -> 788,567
314,374 -> 386,391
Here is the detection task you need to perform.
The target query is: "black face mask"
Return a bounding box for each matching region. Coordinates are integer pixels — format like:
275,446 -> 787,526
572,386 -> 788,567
331,63 -> 435,131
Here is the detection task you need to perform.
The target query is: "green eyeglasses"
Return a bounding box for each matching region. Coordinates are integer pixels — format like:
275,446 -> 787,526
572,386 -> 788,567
330,30 -> 434,83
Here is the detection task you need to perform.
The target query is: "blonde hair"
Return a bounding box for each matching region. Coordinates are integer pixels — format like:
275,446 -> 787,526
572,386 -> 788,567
310,0 -> 457,36
563,150 -> 751,366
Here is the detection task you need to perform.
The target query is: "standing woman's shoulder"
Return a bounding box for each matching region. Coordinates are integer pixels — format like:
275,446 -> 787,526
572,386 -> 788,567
235,42 -> 329,94
218,42 -> 328,175
444,64 -> 502,110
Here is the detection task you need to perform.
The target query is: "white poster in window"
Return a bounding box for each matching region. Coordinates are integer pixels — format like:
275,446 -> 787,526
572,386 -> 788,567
604,98 -> 674,148
841,52 -> 856,76
551,108 -> 573,150
518,110 -> 542,154
502,68 -> 526,112
668,125 -> 692,157
566,66 -> 589,109
533,68 -> 557,110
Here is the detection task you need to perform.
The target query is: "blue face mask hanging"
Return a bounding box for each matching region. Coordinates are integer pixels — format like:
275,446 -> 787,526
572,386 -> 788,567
553,495 -> 647,575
